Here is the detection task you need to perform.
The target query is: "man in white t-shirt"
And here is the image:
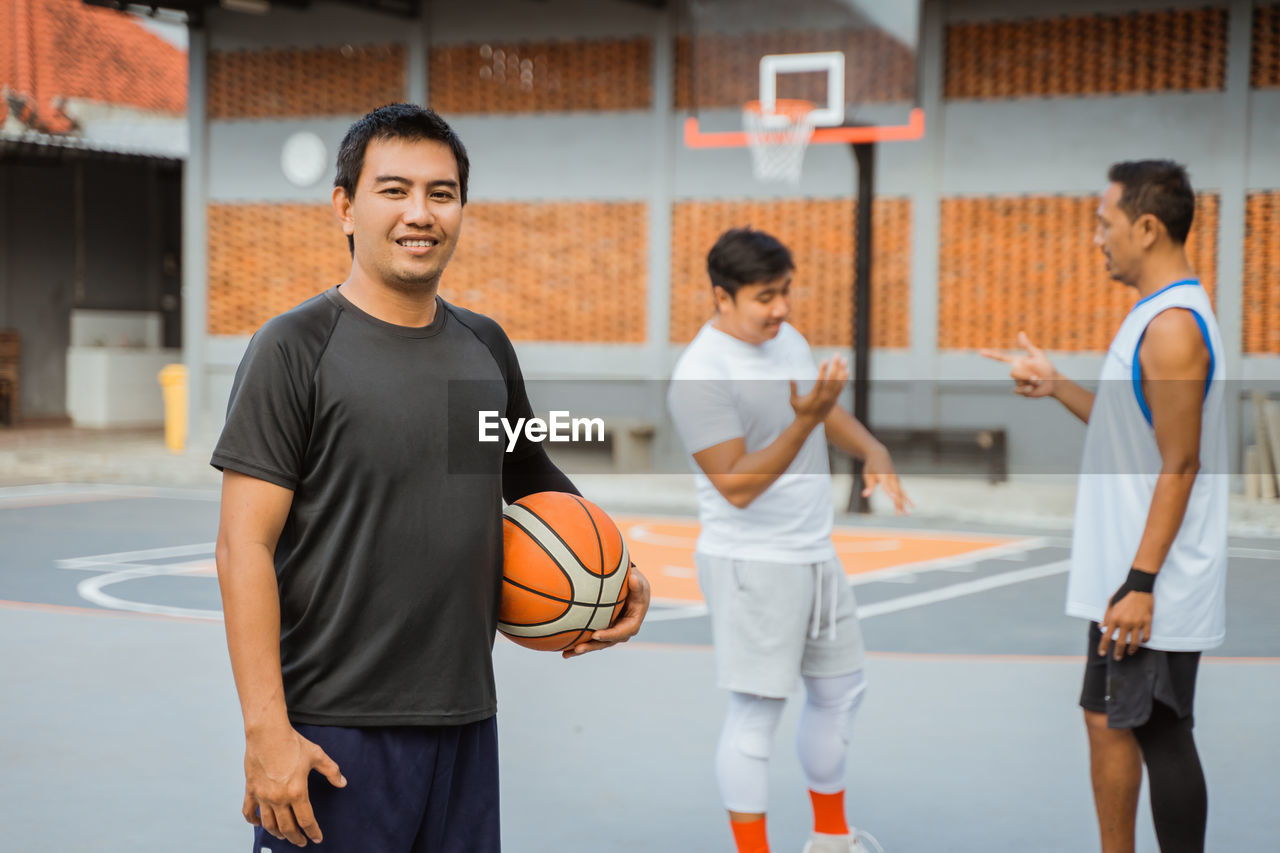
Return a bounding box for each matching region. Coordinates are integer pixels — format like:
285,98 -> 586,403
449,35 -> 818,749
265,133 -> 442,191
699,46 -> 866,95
983,161 -> 1225,853
667,227 -> 910,853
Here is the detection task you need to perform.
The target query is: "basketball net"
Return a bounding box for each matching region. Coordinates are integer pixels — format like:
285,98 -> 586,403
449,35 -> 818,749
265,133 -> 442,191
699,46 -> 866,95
742,99 -> 817,184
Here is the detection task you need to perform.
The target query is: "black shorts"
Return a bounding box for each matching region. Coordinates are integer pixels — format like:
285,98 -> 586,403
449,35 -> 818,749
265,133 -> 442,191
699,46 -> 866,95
1079,622 -> 1202,729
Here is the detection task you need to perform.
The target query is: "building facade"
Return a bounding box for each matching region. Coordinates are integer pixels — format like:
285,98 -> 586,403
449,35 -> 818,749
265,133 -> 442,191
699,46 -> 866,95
186,0 -> 1280,476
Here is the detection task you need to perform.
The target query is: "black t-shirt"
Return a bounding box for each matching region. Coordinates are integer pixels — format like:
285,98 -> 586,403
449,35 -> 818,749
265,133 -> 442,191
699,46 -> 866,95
212,287 -> 564,726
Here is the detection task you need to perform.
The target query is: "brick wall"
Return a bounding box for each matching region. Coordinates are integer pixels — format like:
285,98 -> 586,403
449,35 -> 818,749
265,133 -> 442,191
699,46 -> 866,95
938,194 -> 1219,351
208,201 -> 648,341
1245,192 -> 1280,354
669,199 -> 912,348
945,8 -> 1228,99
444,201 -> 648,342
207,204 -> 349,335
675,29 -> 915,109
429,38 -> 652,112
1254,4 -> 1280,88
207,44 -> 406,118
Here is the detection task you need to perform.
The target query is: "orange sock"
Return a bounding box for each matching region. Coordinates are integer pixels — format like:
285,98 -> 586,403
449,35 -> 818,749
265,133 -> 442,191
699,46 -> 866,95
730,816 -> 769,853
809,790 -> 850,835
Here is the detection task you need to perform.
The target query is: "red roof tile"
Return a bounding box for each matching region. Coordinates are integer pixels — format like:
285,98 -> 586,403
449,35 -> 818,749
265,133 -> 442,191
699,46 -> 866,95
2,0 -> 186,130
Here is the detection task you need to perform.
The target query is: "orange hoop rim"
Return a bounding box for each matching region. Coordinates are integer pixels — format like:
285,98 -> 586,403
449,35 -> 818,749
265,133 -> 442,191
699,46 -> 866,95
684,107 -> 926,149
743,98 -> 817,121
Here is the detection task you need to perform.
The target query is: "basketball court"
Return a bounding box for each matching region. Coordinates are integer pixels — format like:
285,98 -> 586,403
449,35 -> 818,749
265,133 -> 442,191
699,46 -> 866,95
4,1 -> 1277,851
3,483 -> 1277,851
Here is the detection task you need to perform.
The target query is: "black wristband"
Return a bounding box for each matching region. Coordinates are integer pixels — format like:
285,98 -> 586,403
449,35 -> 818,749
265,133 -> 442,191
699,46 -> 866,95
1108,567 -> 1157,606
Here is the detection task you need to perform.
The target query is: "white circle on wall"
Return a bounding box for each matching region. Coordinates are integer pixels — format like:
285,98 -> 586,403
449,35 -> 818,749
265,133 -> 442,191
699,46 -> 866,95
281,131 -> 328,187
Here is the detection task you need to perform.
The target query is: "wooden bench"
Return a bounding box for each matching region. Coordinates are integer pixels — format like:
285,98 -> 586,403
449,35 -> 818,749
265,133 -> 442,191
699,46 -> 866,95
873,427 -> 1008,484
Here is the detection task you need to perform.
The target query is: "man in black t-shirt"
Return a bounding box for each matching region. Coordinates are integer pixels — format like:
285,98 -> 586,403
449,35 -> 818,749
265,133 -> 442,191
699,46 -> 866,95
213,103 -> 650,853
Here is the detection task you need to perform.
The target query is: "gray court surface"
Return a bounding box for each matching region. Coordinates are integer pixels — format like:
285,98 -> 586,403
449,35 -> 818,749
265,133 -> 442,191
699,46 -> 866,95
2,484 -> 1277,852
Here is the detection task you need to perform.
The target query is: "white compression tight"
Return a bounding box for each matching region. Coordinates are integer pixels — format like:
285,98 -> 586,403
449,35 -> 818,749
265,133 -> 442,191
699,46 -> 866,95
716,670 -> 868,812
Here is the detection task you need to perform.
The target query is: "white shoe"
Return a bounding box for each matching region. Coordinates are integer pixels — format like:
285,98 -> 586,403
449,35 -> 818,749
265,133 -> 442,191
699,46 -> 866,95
801,828 -> 885,853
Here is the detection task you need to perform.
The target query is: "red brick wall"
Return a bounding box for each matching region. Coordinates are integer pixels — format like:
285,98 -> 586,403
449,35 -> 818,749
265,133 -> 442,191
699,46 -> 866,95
207,204 -> 349,335
675,29 -> 915,109
1254,5 -> 1280,88
208,202 -> 647,342
207,44 -> 405,118
669,199 -> 912,348
430,38 -> 652,112
1245,192 -> 1280,354
938,194 -> 1219,351
444,202 -> 648,342
946,8 -> 1228,99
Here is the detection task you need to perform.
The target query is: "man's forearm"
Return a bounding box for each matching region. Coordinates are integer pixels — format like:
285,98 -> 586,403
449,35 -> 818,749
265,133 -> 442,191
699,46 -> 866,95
1051,377 -> 1095,423
824,406 -> 886,460
717,416 -> 820,508
1131,467 -> 1199,576
216,541 -> 291,734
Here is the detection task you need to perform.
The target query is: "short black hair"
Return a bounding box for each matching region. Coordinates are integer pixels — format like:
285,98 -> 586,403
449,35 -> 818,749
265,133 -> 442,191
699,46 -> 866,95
335,103 -> 470,253
706,227 -> 794,298
1107,160 -> 1195,245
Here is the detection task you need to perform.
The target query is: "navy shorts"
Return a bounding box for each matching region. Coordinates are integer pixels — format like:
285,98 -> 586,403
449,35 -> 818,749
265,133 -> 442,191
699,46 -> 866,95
251,717 -> 500,853
1079,622 -> 1201,729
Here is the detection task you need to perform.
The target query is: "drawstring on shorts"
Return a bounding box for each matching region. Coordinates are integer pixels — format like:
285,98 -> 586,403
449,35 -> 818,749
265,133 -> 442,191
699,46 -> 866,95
808,562 -> 839,642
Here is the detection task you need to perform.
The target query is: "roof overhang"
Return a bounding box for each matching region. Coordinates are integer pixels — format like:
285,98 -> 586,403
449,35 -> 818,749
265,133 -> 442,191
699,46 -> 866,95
83,0 -> 418,27
0,130 -> 184,163
83,0 -> 666,27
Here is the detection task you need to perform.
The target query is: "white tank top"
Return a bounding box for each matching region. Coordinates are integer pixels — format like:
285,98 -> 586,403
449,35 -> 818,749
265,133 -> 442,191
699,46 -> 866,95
1067,279 -> 1228,651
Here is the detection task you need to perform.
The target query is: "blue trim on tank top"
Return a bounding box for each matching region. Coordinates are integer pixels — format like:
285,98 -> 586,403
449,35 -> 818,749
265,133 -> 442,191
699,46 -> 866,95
1130,278 -> 1200,312
1131,305 -> 1215,427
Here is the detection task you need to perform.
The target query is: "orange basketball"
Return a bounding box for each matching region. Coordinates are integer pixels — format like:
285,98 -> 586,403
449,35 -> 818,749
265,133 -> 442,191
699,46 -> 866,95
499,491 -> 631,652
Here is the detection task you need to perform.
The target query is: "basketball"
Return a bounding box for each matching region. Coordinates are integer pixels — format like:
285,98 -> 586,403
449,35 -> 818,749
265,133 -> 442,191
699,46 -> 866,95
499,491 -> 631,652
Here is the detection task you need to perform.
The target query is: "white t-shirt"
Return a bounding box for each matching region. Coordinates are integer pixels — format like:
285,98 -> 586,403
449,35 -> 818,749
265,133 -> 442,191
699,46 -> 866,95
1068,280 -> 1228,651
667,321 -> 836,563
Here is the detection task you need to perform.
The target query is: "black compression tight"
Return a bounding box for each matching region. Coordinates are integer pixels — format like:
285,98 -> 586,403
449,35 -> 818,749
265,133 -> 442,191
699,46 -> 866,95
1133,701 -> 1208,853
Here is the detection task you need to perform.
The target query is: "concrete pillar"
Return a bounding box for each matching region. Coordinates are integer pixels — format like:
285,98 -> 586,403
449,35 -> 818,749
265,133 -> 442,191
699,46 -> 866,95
183,25 -> 210,439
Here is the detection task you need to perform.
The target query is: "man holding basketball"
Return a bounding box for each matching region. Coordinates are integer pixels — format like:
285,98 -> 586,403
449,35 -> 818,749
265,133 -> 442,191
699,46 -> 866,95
983,161 -> 1225,853
667,228 -> 910,853
213,103 -> 649,852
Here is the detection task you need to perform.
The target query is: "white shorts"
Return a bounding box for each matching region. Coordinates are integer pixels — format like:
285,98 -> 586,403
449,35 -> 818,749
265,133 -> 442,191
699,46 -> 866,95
696,553 -> 866,698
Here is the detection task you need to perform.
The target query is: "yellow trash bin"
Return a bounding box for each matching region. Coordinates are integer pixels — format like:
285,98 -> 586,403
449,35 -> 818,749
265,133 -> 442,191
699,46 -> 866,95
158,363 -> 189,453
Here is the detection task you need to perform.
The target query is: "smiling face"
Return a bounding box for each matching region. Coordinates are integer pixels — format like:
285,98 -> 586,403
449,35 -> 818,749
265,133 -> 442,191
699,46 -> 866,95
712,272 -> 792,345
333,136 -> 463,295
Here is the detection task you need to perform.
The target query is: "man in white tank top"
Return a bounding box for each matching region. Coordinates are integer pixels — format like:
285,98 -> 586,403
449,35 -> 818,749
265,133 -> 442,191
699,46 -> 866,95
984,161 -> 1224,853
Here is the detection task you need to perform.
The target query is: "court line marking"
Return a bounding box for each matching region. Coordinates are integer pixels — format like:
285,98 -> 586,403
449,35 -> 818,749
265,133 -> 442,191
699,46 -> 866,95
847,537 -> 1052,584
0,598 -> 217,622
645,558 -> 1071,623
854,559 -> 1070,618
53,543 -> 221,621
52,540 -> 1064,624
604,640 -> 1280,664
1225,546 -> 1280,560
0,482 -> 219,508
646,603 -> 708,621
1045,535 -> 1280,561
56,542 -> 216,569
76,562 -> 221,621
625,516 -> 1045,545
11,601 -> 1274,663
40,532 -> 1270,625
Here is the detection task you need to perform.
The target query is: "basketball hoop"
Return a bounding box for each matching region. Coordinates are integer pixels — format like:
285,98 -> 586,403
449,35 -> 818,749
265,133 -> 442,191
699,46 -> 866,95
742,98 -> 817,185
